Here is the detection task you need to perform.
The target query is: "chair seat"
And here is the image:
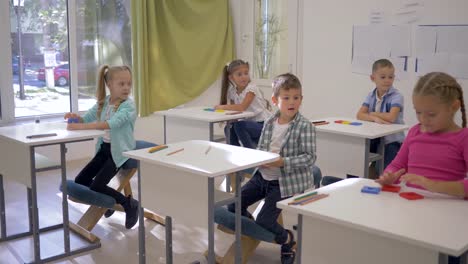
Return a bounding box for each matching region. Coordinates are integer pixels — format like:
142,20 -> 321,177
61,180 -> 116,208
214,207 -> 276,243
121,140 -> 157,170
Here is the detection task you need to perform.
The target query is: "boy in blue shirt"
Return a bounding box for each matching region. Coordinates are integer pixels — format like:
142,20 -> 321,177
228,73 -> 316,264
356,59 -> 405,171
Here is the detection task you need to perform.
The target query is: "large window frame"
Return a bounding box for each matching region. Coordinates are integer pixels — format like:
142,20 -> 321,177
0,0 -> 76,125
0,0 -> 131,125
239,0 -> 303,88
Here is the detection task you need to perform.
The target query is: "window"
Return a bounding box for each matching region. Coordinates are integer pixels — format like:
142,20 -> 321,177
0,0 -> 131,122
74,0 -> 132,112
240,0 -> 301,86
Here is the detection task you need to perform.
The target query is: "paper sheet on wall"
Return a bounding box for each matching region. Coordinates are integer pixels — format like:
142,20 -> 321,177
416,53 -> 450,76
353,25 -> 391,58
390,25 -> 411,56
392,57 -> 409,81
353,25 -> 410,75
414,27 -> 437,57
392,1 -> 423,25
436,26 -> 468,54
448,53 -> 468,79
352,55 -> 408,80
351,55 -> 374,75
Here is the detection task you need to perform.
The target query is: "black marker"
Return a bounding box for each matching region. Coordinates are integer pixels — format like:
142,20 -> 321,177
26,133 -> 58,139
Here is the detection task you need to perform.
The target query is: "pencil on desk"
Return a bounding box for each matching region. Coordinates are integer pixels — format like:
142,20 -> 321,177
26,133 -> 58,139
148,145 -> 168,153
166,148 -> 184,156
205,145 -> 212,155
291,191 -> 317,202
295,193 -> 329,206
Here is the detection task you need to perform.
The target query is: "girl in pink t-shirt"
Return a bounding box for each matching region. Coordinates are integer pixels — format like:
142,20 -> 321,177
377,72 -> 468,198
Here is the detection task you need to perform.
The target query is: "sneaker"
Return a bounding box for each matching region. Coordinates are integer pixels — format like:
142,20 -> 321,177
123,195 -> 139,229
104,209 -> 115,218
281,229 -> 296,264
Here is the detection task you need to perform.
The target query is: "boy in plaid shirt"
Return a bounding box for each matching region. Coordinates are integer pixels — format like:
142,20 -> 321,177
228,73 -> 316,264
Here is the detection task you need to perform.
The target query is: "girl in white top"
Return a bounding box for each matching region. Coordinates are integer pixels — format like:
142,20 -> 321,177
215,59 -> 271,148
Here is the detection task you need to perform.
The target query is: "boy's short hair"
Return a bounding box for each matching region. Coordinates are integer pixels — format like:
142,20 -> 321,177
272,73 -> 302,97
372,59 -> 394,73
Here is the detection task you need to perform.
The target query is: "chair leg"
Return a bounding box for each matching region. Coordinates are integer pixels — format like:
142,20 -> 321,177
123,183 -> 132,197
221,236 -> 261,264
143,208 -> 165,226
76,206 -> 108,231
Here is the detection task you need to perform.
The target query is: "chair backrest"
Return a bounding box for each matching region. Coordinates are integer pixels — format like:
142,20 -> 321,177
312,165 -> 322,189
121,140 -> 157,170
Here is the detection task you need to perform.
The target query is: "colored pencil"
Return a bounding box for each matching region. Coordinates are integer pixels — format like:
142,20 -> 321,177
166,148 -> 184,156
205,145 -> 212,155
297,194 -> 329,205
292,191 -> 317,202
288,192 -> 318,205
289,193 -> 329,206
148,145 -> 168,153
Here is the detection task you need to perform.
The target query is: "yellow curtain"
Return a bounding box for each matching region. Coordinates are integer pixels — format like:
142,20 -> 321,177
131,0 -> 235,116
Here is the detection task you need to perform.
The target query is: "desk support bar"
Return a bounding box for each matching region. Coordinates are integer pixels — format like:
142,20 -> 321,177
207,178 -> 215,264
0,174 -> 5,239
30,146 -> 41,262
163,116 -> 167,144
364,139 -> 370,178
165,216 -> 173,264
235,172 -> 242,264
60,143 -> 71,253
297,214 -> 303,264
138,161 -> 146,264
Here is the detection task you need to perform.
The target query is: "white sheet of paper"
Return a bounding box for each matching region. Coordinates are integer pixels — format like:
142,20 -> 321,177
448,53 -> 468,79
416,53 -> 450,76
437,26 -> 468,54
391,56 -> 409,81
352,55 -> 408,78
390,25 -> 411,56
353,25 -> 391,58
353,26 -> 374,57
414,26 -> 437,57
351,55 -> 374,75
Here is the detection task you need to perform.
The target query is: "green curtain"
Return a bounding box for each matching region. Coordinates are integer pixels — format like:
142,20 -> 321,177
131,0 -> 235,116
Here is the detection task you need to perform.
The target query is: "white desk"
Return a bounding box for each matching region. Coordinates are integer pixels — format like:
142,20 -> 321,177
155,106 -> 255,144
0,122 -> 104,263
313,117 -> 408,178
123,140 -> 279,264
278,178 -> 468,264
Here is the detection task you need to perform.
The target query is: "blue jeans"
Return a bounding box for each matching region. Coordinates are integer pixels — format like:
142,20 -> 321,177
227,171 -> 289,244
226,120 -> 264,149
370,139 -> 402,170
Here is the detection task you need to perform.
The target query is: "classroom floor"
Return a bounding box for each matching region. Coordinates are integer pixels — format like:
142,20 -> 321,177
0,159 -> 297,264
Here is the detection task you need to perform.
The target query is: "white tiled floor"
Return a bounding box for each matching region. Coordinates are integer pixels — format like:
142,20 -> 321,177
0,159 -> 295,264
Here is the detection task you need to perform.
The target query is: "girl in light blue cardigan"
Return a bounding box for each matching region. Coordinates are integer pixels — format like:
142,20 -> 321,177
64,65 -> 138,229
